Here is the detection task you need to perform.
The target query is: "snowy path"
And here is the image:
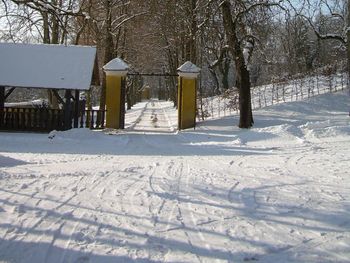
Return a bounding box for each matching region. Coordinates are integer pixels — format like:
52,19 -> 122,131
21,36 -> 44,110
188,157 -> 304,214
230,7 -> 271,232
128,99 -> 175,133
1,94 -> 350,262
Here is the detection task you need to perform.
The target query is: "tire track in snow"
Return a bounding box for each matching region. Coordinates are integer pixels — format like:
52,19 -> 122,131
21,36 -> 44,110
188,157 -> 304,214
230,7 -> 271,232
146,160 -> 207,261
10,167 -> 115,261
146,160 -> 186,260
182,161 -> 214,260
169,161 -> 203,263
148,161 -> 178,230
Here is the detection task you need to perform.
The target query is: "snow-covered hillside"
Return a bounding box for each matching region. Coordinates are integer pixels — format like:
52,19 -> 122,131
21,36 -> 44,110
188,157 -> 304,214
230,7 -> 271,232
202,72 -> 348,120
0,92 -> 349,263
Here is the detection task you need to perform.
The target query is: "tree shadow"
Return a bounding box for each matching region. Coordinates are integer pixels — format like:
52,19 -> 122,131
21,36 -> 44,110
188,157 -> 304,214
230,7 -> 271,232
0,129 -> 277,156
0,197 -> 250,262
1,178 -> 348,262
0,154 -> 29,168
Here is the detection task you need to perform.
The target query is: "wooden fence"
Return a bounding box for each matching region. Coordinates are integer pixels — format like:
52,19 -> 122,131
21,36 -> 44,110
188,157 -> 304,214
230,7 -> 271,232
0,107 -> 106,132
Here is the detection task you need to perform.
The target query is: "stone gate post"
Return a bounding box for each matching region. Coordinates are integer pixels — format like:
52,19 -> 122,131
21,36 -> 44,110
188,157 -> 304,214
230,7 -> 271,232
177,61 -> 201,130
103,58 -> 129,129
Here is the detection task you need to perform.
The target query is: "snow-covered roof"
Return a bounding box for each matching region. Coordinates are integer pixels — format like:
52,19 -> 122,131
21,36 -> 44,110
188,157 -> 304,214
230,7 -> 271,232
177,61 -> 201,79
177,61 -> 201,73
0,42 -> 97,90
103,58 -> 129,71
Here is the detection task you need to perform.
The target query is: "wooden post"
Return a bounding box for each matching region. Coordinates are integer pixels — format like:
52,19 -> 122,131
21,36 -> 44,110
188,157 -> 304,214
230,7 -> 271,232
0,86 -> 4,110
103,58 -> 129,129
177,78 -> 183,129
177,61 -> 200,130
120,77 -> 126,129
64,89 -> 72,130
0,86 -> 5,128
74,90 -> 80,128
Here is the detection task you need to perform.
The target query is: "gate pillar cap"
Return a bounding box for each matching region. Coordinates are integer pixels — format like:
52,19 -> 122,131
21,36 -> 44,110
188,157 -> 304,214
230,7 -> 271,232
103,58 -> 129,76
178,61 -> 200,79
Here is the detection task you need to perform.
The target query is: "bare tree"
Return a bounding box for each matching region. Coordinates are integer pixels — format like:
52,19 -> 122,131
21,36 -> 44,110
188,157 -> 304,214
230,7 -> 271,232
289,0 -> 348,80
220,0 -> 286,128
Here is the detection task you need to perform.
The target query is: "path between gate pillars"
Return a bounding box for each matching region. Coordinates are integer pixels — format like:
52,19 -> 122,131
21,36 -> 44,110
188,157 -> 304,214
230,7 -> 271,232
103,58 -> 200,130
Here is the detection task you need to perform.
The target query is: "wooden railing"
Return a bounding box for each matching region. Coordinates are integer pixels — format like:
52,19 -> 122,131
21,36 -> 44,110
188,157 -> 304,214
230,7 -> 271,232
79,109 -> 106,130
0,107 -> 106,132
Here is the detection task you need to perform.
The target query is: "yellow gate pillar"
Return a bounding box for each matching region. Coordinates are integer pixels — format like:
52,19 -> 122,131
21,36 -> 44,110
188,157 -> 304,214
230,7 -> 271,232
177,61 -> 201,130
103,58 -> 129,129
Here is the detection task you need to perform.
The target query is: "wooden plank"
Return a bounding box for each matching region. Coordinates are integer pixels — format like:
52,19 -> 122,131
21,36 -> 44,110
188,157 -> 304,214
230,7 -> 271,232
90,110 -> 94,129
64,90 -> 72,130
0,87 -> 4,127
39,109 -> 45,130
48,109 -> 52,131
85,110 -> 90,129
52,89 -> 65,105
28,108 -> 32,129
19,108 -> 24,129
24,108 -> 29,129
33,108 -> 38,130
101,110 -> 105,129
0,86 -> 4,110
74,90 -> 80,128
81,99 -> 86,128
120,77 -> 126,129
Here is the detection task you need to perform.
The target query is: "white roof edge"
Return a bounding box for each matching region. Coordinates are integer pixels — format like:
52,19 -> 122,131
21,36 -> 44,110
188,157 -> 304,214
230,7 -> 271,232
0,42 -> 97,49
177,61 -> 201,73
103,58 -> 129,71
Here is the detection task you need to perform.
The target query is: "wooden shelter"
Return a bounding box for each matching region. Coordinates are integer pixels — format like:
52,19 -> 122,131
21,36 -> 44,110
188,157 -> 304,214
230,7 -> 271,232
0,42 -> 103,132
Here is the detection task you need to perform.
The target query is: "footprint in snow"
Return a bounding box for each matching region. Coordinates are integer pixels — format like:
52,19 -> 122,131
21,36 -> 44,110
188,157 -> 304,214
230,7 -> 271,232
74,232 -> 92,244
243,256 -> 259,261
20,184 -> 28,189
14,205 -> 26,215
6,227 -> 16,234
75,256 -> 90,263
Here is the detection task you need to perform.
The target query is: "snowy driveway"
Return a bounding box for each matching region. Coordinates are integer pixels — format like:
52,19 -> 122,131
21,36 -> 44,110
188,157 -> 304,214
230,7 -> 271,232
1,95 -> 350,262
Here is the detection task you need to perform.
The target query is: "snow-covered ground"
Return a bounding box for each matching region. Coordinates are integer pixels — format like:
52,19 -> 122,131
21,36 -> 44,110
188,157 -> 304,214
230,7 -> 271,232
0,93 -> 350,263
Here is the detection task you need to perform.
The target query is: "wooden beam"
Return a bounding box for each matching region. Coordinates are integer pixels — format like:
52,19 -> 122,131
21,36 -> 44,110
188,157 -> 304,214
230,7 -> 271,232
64,90 -> 72,130
0,87 -> 4,110
73,90 -> 80,128
52,89 -> 65,105
0,87 -> 4,128
5,87 -> 16,100
120,77 -> 126,129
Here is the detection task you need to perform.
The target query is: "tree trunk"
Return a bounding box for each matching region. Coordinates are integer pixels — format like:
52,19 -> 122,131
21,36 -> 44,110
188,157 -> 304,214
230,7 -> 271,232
238,64 -> 254,128
42,10 -> 60,109
347,0 -> 350,88
221,56 -> 230,91
208,67 -> 220,95
42,12 -> 50,44
185,0 -> 197,63
126,85 -> 132,110
99,0 -> 114,112
221,0 -> 253,128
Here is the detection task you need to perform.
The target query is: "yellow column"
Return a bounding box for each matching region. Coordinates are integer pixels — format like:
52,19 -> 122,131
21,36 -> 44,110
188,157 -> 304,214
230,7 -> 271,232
103,58 -> 129,129
178,77 -> 197,129
177,61 -> 200,130
105,73 -> 123,129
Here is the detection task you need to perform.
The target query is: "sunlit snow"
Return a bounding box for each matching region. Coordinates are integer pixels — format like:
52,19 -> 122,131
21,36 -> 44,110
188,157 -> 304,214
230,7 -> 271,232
0,91 -> 349,262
